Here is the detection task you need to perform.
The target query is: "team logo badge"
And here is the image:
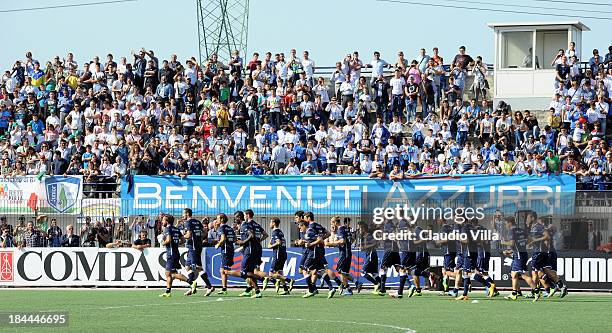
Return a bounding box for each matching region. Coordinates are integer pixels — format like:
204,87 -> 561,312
45,177 -> 81,213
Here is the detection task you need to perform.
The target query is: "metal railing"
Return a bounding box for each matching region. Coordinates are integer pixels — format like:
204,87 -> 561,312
1,192 -> 610,250
273,63 -> 494,78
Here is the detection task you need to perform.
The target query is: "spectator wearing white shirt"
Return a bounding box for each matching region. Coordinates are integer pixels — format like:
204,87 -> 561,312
385,137 -> 399,167
595,95 -> 608,133
360,154 -> 372,174
339,75 -> 354,108
275,53 -> 288,83
326,97 -> 343,121
352,117 -> 366,144
328,124 -> 345,146
330,62 -> 346,100
314,124 -> 328,144
301,51 -> 315,86
231,127 -> 248,151
388,116 -> 403,143
283,127 -> 299,147
326,145 -> 338,171
299,94 -> 315,119
129,216 -> 154,242
83,100 -> 100,130
341,142 -> 357,165
131,102 -> 146,126
344,100 -> 357,121
549,92 -> 563,115
566,42 -> 579,65
184,60 -> 197,83
266,89 -> 282,129
312,77 -> 330,106
284,158 -> 300,175
423,128 -> 435,149
46,112 -> 60,129
389,69 -> 405,120
365,51 -> 391,84
2,71 -> 18,94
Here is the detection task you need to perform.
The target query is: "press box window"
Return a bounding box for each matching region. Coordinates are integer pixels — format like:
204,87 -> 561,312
501,31 -> 533,69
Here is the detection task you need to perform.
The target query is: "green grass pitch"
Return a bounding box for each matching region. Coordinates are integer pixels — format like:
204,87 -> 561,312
0,289 -> 610,333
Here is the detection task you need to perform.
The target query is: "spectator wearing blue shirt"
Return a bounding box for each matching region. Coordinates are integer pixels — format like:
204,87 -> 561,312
294,141 -> 306,163
155,76 -> 174,102
535,136 -> 552,155
264,126 -> 278,146
543,126 -> 557,150
27,61 -> 45,86
28,114 -> 45,136
567,104 -> 583,132
588,49 -> 603,67
0,106 -> 10,133
250,161 -> 264,175
300,154 -> 317,173
82,145 -> 94,169
466,99 -> 480,135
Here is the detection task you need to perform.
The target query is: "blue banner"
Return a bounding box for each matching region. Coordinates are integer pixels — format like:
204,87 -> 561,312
120,175 -> 576,216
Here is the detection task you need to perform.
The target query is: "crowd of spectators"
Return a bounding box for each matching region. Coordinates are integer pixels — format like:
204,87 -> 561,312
0,212 -> 224,249
0,44 -> 610,195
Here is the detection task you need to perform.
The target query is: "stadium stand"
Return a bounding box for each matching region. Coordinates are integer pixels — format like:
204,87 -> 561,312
0,45 -> 610,196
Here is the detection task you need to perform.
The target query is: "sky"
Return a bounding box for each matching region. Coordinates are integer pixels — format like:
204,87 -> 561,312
0,0 -> 610,70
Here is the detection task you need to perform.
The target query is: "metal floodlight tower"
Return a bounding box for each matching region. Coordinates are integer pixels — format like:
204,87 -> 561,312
197,0 -> 250,65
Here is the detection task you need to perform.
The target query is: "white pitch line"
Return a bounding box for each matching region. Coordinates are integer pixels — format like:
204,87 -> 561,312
31,292 -> 417,332
98,296 -> 246,310
257,316 -> 417,333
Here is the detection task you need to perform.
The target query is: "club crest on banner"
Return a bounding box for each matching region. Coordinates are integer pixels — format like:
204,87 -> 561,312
45,177 -> 81,213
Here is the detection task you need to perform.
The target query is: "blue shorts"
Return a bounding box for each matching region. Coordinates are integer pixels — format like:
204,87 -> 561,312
455,253 -> 464,271
362,251 -> 379,274
315,247 -> 328,266
303,254 -> 324,271
443,253 -> 456,271
221,251 -> 234,270
252,246 -> 263,267
511,253 -> 529,273
240,254 -> 256,274
477,252 -> 490,273
531,252 -> 548,271
462,252 -> 477,272
270,251 -> 287,272
400,251 -> 416,269
299,249 -> 309,269
414,252 -> 430,276
166,255 -> 181,272
186,247 -> 202,268
546,251 -> 558,271
381,251 -> 400,268
336,255 -> 351,275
